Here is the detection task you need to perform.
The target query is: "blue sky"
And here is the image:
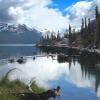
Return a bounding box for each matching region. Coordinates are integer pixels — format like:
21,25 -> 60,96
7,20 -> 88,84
50,0 -> 80,9
49,0 -> 92,13
48,0 -> 81,15
0,0 -> 100,32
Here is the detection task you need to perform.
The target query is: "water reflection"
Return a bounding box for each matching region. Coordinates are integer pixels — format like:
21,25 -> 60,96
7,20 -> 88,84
0,56 -> 68,87
0,54 -> 100,100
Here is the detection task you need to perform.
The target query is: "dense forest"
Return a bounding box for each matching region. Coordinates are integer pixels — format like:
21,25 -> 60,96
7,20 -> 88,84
40,6 -> 100,49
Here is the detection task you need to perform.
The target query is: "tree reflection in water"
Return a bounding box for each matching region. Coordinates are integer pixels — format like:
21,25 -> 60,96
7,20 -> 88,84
0,52 -> 100,99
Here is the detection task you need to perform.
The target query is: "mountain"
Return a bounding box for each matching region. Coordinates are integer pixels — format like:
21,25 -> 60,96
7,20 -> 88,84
0,23 -> 42,44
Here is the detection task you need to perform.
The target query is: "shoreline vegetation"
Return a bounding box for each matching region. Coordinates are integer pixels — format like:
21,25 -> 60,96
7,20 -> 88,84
36,43 -> 100,55
0,79 -> 44,100
37,6 -> 100,55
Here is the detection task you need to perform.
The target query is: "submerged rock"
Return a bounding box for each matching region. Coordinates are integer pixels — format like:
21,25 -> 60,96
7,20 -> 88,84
17,57 -> 26,64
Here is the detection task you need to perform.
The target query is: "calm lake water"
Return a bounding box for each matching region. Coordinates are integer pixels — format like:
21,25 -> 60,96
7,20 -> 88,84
0,45 -> 100,100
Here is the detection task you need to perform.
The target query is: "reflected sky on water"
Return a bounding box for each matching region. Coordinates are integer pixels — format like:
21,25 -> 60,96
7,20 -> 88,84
0,55 -> 100,100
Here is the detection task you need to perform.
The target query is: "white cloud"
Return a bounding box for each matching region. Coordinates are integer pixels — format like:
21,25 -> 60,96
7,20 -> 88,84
8,6 -> 24,18
94,0 -> 100,10
0,0 -> 68,32
0,0 -> 100,32
65,1 -> 93,28
22,0 -> 52,8
20,6 -> 68,31
17,0 -> 68,31
65,0 -> 100,29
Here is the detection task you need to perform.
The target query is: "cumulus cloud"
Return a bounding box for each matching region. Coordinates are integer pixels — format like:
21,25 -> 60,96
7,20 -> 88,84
0,0 -> 68,31
65,0 -> 100,29
8,6 -> 24,18
93,0 -> 100,10
65,1 -> 93,28
22,6 -> 68,31
0,0 -> 100,32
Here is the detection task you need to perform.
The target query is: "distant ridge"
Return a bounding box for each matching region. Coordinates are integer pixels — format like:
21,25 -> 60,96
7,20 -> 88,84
0,23 -> 42,44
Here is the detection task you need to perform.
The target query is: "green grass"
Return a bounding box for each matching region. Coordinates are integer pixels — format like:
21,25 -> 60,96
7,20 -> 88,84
0,79 -> 45,100
31,81 -> 45,93
0,94 -> 18,100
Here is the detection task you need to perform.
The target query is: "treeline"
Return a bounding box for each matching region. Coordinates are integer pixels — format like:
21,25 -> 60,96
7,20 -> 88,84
40,6 -> 100,49
40,31 -> 62,45
80,6 -> 100,48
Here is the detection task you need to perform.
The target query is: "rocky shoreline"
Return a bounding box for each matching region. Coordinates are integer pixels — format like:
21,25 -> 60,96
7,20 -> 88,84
36,44 -> 100,55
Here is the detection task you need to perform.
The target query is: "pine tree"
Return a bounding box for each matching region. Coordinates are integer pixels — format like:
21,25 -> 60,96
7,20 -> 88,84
64,29 -> 68,38
51,32 -> 56,40
85,17 -> 87,29
95,6 -> 99,19
46,33 -> 49,42
57,31 -> 61,41
80,17 -> 89,47
87,18 -> 94,44
68,25 -> 72,46
88,18 -> 91,34
81,18 -> 84,30
80,18 -> 84,38
95,6 -> 100,47
69,25 -> 72,36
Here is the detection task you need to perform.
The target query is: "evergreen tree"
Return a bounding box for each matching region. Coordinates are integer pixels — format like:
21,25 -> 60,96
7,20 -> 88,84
81,18 -> 84,30
57,31 -> 61,41
95,15 -> 100,47
46,33 -> 49,41
87,18 -> 94,44
69,25 -> 72,36
64,29 -> 68,38
95,6 -> 99,19
80,17 -> 90,47
85,17 -> 87,29
80,18 -> 84,38
51,32 -> 56,40
68,25 -> 72,46
88,18 -> 91,34
94,6 -> 100,47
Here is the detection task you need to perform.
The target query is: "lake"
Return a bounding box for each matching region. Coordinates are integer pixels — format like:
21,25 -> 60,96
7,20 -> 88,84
0,45 -> 100,100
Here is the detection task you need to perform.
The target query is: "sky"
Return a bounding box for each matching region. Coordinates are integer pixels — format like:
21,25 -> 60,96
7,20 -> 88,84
0,0 -> 100,32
